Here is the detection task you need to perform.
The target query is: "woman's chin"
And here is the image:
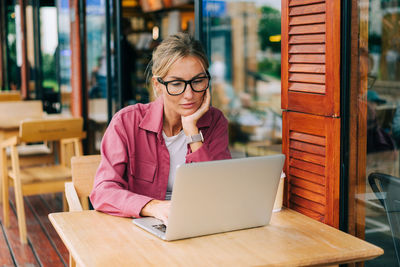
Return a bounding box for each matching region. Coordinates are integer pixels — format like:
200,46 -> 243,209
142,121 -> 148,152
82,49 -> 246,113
180,108 -> 197,117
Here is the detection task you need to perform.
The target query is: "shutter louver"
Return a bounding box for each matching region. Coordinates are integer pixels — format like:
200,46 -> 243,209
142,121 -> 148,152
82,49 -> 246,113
283,111 -> 340,227
282,0 -> 340,117
282,0 -> 341,227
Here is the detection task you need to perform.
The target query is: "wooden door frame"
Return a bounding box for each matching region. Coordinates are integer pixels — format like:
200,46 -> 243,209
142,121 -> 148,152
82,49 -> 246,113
69,0 -> 87,120
347,0 -> 368,239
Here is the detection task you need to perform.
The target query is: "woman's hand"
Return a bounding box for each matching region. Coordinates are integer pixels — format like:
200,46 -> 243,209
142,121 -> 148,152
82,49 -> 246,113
140,199 -> 171,225
181,89 -> 210,135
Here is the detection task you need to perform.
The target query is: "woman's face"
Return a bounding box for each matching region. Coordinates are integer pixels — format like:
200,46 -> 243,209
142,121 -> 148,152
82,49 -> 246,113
155,56 -> 208,118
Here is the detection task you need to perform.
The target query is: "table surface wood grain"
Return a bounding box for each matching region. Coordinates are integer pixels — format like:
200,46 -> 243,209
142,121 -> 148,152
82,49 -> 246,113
49,208 -> 383,267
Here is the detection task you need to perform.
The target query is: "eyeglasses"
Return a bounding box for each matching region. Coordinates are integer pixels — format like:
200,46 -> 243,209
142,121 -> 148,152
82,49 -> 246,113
157,71 -> 211,96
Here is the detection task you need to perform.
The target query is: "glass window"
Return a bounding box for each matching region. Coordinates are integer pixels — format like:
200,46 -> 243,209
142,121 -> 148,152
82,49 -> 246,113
355,0 -> 400,265
40,5 -> 59,113
58,0 -> 72,114
202,0 -> 282,158
5,1 -> 20,91
86,0 -> 111,154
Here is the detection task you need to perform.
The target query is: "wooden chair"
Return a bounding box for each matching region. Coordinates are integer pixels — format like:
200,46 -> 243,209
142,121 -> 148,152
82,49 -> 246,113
65,155 -> 101,211
65,155 -> 101,267
0,100 -> 53,205
0,91 -> 21,102
0,117 -> 86,243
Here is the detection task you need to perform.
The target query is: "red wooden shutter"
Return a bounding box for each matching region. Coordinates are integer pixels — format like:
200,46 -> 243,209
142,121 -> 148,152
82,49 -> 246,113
282,111 -> 340,226
282,0 -> 340,117
70,0 -> 87,117
281,0 -> 341,227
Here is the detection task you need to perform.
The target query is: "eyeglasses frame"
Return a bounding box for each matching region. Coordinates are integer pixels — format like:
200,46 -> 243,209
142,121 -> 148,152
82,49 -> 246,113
157,71 -> 211,96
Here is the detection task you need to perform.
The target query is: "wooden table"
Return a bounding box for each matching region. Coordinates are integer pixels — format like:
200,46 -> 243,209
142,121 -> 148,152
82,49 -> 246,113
0,91 -> 21,101
49,209 -> 383,266
0,101 -> 44,140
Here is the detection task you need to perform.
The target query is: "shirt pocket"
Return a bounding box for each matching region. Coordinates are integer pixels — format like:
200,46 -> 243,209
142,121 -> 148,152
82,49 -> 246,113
129,158 -> 156,183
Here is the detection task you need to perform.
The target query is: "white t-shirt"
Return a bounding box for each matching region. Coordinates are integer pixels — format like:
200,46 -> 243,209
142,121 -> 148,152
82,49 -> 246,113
162,130 -> 187,200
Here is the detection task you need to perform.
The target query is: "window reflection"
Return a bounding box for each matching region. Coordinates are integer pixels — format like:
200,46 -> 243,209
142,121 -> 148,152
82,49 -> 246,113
203,0 -> 282,158
86,1 -> 110,154
5,3 -> 20,91
58,0 -> 71,114
363,0 -> 400,265
40,6 -> 59,113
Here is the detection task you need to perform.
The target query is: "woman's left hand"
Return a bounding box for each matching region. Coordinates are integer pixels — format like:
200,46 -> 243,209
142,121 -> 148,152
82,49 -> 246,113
181,89 -> 210,134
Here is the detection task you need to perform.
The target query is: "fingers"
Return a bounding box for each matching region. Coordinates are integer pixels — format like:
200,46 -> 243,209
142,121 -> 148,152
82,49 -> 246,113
140,200 -> 171,225
156,201 -> 171,225
200,89 -> 211,111
161,213 -> 169,226
189,89 -> 210,118
181,89 -> 211,133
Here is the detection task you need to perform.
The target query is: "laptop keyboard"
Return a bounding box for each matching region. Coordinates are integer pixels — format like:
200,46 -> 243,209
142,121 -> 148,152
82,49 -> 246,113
152,224 -> 167,233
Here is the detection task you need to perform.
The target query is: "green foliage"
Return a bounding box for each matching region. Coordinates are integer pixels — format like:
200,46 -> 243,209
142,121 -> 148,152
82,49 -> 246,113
258,58 -> 281,78
42,53 -> 58,91
43,79 -> 59,92
7,12 -> 18,88
7,40 -> 18,87
42,53 -> 56,81
258,6 -> 281,52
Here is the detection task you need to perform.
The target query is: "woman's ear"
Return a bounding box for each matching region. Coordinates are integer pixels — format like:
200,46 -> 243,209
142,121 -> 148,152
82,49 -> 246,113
152,77 -> 162,97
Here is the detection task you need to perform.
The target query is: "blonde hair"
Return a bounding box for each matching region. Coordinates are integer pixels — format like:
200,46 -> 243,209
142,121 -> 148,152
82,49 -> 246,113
147,32 -> 209,96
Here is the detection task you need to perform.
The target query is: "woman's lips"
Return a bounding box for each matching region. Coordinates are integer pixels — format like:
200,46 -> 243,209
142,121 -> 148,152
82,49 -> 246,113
181,102 -> 195,109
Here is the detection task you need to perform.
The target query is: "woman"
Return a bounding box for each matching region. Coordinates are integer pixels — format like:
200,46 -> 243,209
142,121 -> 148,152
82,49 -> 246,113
90,33 -> 231,224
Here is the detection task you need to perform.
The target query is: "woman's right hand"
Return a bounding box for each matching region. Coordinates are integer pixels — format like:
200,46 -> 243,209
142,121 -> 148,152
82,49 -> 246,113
140,199 -> 171,225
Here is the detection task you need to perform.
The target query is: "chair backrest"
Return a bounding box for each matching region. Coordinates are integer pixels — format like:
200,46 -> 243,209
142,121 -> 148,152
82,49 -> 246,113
70,155 -> 101,209
19,117 -> 85,143
0,91 -> 21,102
0,100 -> 43,126
368,172 -> 400,266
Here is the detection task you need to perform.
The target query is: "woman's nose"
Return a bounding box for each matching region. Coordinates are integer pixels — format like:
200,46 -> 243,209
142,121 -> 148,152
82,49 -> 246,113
182,84 -> 194,99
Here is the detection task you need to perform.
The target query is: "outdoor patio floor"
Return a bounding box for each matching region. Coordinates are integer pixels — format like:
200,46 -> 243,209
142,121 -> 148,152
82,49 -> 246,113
0,192 -> 68,267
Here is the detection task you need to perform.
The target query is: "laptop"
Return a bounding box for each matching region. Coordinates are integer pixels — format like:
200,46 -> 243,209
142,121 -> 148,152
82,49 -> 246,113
132,154 -> 285,241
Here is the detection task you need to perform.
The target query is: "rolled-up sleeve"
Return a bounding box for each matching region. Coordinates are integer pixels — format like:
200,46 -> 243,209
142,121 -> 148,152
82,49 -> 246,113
185,111 -> 231,163
89,116 -> 153,218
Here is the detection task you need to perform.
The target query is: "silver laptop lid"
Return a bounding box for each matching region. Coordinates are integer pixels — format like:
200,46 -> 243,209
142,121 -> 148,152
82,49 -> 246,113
165,154 -> 285,240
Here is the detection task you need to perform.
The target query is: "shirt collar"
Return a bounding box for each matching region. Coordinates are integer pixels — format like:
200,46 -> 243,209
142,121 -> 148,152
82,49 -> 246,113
139,96 -> 164,134
139,96 -> 213,133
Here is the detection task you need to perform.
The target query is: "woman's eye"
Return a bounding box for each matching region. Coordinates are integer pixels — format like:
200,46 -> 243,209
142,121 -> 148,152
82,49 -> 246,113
171,82 -> 183,87
193,78 -> 206,84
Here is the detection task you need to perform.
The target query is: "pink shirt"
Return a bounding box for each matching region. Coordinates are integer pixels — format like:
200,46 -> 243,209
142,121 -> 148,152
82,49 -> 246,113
90,97 -> 231,218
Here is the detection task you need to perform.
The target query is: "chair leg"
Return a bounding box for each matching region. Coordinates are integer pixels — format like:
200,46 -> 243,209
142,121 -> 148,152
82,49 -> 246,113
13,178 -> 27,244
1,148 -> 10,227
62,192 -> 68,212
2,178 -> 10,228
